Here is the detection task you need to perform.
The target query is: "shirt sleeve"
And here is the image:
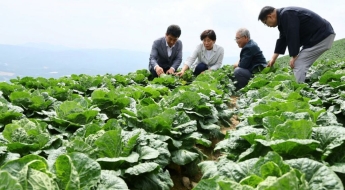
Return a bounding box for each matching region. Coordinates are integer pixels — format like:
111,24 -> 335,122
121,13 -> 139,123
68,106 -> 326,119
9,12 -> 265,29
275,11 -> 301,56
274,31 -> 287,55
184,45 -> 201,67
149,41 -> 159,69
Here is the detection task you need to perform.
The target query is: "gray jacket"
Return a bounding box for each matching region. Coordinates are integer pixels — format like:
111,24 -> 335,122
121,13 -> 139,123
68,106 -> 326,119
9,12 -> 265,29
184,43 -> 224,71
149,37 -> 183,71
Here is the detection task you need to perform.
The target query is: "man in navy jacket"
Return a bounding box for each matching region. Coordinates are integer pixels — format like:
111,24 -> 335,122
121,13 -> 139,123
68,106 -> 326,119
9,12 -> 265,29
258,6 -> 335,82
234,28 -> 267,90
149,25 -> 183,78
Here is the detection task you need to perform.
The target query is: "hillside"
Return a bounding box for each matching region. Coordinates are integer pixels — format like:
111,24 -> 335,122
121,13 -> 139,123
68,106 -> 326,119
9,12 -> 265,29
0,44 -> 150,81
275,38 -> 345,67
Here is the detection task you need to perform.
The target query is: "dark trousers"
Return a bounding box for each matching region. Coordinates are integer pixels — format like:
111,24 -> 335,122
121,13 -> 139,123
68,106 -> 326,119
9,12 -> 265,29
234,67 -> 252,90
194,62 -> 209,76
149,66 -> 170,78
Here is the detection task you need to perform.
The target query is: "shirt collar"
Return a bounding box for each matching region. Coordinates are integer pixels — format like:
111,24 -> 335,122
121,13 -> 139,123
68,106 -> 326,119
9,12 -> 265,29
202,43 -> 218,52
276,8 -> 282,26
165,40 -> 175,48
243,39 -> 253,48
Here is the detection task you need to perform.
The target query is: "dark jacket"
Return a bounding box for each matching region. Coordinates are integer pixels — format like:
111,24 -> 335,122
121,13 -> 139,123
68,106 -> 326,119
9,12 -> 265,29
149,37 -> 183,71
239,40 -> 267,72
275,6 -> 335,57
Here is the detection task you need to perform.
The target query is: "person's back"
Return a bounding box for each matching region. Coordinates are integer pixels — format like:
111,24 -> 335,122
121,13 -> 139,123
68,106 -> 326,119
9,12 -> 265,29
276,6 -> 334,51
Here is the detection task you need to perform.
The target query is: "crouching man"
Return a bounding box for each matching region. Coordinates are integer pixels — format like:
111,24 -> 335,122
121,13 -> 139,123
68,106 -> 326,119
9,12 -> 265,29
233,28 -> 267,90
148,25 -> 183,78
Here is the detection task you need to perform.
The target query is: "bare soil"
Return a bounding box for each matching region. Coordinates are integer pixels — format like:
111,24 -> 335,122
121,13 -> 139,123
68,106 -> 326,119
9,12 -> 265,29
169,96 -> 239,190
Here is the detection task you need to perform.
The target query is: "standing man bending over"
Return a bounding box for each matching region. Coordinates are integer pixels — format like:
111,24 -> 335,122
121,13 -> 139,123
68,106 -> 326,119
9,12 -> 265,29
234,28 -> 267,90
149,25 -> 183,78
258,6 -> 335,83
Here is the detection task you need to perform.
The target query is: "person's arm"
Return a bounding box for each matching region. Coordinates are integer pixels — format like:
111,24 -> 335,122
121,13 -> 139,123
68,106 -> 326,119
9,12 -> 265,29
175,64 -> 190,77
185,45 -> 201,68
233,61 -> 239,68
149,40 -> 164,75
209,47 -> 224,70
289,55 -> 298,69
270,13 -> 300,68
273,13 -> 288,59
267,53 -> 279,67
270,26 -> 287,67
176,45 -> 200,76
282,11 -> 300,57
274,31 -> 287,55
149,41 -> 159,70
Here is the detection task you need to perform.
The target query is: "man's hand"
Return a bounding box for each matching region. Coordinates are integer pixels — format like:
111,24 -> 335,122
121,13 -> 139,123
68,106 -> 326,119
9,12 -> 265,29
267,60 -> 275,67
268,53 -> 279,67
289,56 -> 298,69
233,61 -> 239,68
166,68 -> 175,75
155,66 -> 164,76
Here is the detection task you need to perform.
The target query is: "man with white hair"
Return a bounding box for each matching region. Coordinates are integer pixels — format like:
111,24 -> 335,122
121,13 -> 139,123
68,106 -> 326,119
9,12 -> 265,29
233,28 -> 267,90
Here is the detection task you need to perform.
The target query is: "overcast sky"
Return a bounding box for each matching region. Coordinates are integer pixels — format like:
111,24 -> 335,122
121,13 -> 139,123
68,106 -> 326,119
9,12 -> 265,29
0,0 -> 343,62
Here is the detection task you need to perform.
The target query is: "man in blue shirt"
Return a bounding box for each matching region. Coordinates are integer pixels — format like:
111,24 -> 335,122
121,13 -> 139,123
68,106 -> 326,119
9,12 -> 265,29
258,6 -> 335,82
234,28 -> 267,90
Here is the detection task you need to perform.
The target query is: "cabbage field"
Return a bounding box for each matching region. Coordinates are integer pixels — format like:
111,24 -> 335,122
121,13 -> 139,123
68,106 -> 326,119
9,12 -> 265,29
0,39 -> 345,190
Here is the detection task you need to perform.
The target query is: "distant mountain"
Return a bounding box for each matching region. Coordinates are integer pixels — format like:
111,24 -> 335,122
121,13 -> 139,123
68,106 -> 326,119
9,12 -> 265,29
21,42 -> 75,51
0,44 -> 150,81
0,43 -> 237,81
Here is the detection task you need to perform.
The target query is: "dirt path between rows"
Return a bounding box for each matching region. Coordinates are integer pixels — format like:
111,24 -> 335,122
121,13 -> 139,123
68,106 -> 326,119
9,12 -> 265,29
170,96 -> 239,190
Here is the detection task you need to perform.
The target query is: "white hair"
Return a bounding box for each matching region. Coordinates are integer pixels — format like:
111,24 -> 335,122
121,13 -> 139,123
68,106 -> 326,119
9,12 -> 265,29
237,28 -> 250,39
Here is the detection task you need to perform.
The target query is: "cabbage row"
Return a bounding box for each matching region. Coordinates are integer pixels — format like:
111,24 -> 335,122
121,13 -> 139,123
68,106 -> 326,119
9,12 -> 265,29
195,59 -> 345,189
0,57 -> 344,189
0,67 -> 236,189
